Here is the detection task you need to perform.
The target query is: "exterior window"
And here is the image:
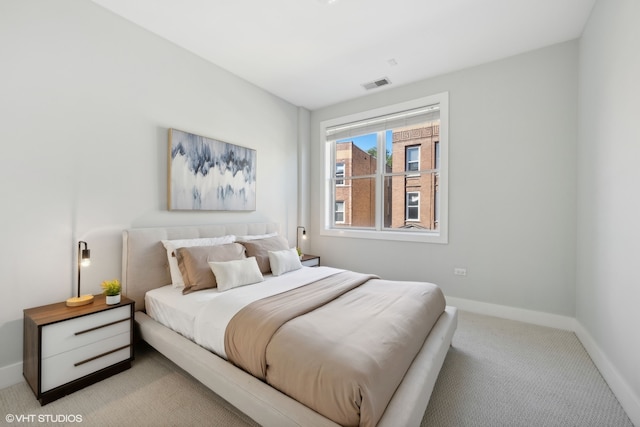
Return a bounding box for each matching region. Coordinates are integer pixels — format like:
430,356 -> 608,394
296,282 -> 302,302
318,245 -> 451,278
406,146 -> 420,172
335,201 -> 345,223
336,163 -> 345,185
321,92 -> 449,243
406,192 -> 419,221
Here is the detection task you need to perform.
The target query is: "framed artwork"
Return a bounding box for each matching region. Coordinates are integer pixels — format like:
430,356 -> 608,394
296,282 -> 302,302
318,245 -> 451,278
168,129 -> 256,211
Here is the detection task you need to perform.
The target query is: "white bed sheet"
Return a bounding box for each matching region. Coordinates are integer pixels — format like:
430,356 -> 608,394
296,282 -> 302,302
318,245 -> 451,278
145,266 -> 343,358
145,284 -> 216,341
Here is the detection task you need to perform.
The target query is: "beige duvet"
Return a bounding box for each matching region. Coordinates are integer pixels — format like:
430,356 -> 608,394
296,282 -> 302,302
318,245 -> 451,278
225,271 -> 446,427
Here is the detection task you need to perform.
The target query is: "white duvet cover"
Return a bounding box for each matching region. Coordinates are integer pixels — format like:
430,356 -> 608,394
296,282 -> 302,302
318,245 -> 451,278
145,266 -> 343,358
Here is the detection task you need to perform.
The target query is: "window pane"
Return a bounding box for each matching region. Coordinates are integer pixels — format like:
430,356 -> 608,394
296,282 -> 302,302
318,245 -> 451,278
384,121 -> 440,230
336,133 -> 378,177
406,192 -> 419,221
335,201 -> 345,223
333,177 -> 376,228
407,206 -> 419,220
336,163 -> 345,185
406,146 -> 420,172
383,172 -> 439,230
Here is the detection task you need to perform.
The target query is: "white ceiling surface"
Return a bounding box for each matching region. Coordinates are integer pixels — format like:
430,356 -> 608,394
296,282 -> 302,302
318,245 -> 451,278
91,0 -> 595,110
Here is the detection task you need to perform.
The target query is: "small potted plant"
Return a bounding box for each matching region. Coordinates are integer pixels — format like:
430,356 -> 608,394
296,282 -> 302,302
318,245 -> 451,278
101,279 -> 121,305
296,247 -> 303,260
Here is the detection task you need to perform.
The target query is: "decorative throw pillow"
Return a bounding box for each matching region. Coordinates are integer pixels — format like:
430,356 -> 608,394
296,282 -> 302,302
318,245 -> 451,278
161,235 -> 236,288
175,243 -> 246,294
268,248 -> 303,276
239,235 -> 290,274
209,257 -> 264,292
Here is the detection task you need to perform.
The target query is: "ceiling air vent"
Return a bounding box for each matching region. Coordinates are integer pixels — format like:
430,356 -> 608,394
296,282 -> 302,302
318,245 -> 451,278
362,77 -> 391,91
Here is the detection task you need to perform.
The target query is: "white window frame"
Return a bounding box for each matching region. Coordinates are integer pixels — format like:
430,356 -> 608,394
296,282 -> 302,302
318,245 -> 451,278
406,146 -> 420,173
320,92 -> 449,244
335,162 -> 345,186
335,201 -> 345,224
406,191 -> 420,221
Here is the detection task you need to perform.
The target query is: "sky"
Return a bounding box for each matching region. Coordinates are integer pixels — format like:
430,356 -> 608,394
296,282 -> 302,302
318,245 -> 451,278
337,130 -> 393,155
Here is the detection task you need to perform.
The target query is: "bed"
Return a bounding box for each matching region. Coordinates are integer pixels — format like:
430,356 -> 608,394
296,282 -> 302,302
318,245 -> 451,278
122,223 -> 457,427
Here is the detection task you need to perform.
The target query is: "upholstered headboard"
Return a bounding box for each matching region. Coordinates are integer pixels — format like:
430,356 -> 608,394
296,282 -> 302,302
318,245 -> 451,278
122,223 -> 279,311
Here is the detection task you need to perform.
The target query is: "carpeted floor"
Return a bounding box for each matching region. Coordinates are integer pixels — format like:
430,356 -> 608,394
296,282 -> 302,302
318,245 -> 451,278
0,311 -> 633,426
422,312 -> 633,426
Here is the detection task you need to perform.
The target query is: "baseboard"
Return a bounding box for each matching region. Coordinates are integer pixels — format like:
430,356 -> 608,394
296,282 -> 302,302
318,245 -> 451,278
444,296 -> 577,331
0,361 -> 23,390
574,322 -> 640,426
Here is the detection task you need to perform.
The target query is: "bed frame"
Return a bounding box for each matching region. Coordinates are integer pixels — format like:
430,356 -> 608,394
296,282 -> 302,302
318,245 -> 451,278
122,223 -> 457,427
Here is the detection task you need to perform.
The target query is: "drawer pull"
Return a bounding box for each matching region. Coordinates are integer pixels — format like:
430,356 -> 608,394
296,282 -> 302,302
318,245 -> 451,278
74,345 -> 131,367
74,318 -> 130,336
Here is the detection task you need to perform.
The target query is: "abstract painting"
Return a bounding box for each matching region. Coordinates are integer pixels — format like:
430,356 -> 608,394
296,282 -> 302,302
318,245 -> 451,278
168,129 -> 256,211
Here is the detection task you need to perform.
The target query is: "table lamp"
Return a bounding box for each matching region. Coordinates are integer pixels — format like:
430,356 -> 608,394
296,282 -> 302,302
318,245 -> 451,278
66,241 -> 95,307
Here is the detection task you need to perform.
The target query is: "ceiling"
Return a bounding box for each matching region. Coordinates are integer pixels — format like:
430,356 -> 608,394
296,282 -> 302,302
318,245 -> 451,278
91,0 -> 595,110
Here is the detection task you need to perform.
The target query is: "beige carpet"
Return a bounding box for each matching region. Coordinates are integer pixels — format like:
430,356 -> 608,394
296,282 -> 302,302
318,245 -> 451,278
0,311 -> 633,426
422,311 -> 633,426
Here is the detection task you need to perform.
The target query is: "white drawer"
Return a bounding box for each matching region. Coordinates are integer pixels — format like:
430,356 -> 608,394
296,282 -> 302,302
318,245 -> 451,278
41,332 -> 131,392
42,305 -> 131,358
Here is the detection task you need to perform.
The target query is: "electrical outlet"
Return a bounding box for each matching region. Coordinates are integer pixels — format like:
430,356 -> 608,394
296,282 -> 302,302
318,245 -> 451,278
454,267 -> 467,276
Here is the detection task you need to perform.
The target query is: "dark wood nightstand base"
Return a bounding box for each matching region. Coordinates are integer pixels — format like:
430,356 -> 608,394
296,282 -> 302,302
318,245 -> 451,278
35,360 -> 131,405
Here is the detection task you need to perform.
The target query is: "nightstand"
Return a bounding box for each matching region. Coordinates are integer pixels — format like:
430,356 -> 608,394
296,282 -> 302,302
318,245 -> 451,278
301,254 -> 320,267
23,295 -> 134,405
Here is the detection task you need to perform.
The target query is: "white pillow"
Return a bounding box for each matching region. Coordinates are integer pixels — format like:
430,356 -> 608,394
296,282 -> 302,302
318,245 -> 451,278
268,248 -> 303,276
161,235 -> 236,288
209,257 -> 264,292
235,232 -> 278,241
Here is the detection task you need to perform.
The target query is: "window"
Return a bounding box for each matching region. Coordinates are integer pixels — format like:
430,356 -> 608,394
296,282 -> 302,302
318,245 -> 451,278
336,163 -> 345,185
406,146 -> 420,172
335,201 -> 345,223
321,92 -> 448,243
406,192 -> 419,221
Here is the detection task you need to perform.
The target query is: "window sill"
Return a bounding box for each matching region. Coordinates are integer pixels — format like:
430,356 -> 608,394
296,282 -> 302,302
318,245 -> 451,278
320,227 -> 448,244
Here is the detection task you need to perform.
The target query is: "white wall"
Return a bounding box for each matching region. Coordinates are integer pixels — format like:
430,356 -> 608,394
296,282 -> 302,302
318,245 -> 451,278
576,0 -> 640,422
310,41 -> 579,317
0,0 -> 300,381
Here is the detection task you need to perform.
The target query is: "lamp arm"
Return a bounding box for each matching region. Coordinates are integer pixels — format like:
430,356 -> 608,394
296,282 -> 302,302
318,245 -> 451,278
77,242 -> 82,298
